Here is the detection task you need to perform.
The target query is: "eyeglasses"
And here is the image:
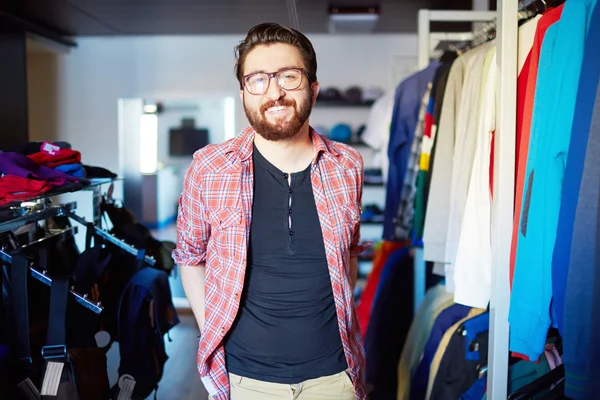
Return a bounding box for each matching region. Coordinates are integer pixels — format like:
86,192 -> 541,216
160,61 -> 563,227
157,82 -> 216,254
242,68 -> 306,95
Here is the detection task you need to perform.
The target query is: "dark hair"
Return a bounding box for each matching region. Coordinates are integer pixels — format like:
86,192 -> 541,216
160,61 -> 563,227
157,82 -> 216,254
234,22 -> 318,89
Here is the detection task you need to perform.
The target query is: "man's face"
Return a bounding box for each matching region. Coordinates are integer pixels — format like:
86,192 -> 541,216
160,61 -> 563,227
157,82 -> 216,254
240,43 -> 319,141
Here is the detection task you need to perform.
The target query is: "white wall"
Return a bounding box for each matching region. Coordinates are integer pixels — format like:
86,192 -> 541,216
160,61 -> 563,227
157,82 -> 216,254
27,34 -> 418,175
156,97 -> 227,168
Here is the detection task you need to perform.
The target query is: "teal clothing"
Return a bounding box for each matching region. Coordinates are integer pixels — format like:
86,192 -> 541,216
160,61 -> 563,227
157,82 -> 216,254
509,22 -> 559,360
482,357 -> 551,400
509,0 -> 598,361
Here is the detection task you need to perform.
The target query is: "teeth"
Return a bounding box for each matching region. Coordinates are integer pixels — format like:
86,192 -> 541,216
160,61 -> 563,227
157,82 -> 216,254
268,106 -> 286,112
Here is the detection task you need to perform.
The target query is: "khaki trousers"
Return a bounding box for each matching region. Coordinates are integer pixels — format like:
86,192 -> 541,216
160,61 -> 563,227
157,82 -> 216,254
224,371 -> 356,400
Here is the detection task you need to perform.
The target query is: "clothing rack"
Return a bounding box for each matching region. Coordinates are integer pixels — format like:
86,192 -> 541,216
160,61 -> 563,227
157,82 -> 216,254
414,8 -> 496,312
417,10 -> 497,69
453,18 -> 497,52
0,247 -> 103,314
0,193 -> 156,317
416,3 -> 519,398
67,211 -> 157,267
0,202 -> 76,234
0,206 -> 105,314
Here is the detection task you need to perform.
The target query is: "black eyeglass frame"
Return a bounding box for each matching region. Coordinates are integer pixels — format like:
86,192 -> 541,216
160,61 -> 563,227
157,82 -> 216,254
242,68 -> 310,95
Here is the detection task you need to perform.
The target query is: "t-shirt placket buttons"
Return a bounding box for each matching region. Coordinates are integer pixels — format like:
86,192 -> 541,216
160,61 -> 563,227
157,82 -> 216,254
286,174 -> 294,237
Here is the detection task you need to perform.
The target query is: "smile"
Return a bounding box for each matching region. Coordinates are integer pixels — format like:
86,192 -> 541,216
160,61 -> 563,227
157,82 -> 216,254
266,105 -> 289,114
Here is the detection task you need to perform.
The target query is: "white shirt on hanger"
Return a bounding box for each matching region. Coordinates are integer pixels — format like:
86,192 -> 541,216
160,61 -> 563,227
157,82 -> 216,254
361,92 -> 395,183
518,15 -> 543,73
423,53 -> 472,264
444,41 -> 494,268
453,48 -> 497,309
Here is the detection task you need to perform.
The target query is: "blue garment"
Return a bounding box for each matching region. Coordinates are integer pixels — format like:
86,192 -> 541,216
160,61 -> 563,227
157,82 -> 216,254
564,22 -> 600,399
462,312 -> 489,361
589,89 -> 600,396
371,246 -> 410,307
54,163 -> 86,178
410,303 -> 471,400
118,266 -> 179,398
509,0 -> 597,361
509,22 -> 559,360
552,0 -> 600,337
460,377 -> 486,400
383,62 -> 440,241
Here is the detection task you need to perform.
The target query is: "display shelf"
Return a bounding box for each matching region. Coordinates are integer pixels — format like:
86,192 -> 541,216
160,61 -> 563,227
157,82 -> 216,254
0,177 -> 121,211
364,181 -> 385,187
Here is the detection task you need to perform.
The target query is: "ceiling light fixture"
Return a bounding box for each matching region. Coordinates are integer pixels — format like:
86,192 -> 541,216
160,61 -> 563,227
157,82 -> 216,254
328,6 -> 380,34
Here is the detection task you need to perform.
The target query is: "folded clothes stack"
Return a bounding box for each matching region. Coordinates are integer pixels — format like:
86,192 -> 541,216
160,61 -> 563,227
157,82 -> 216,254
0,141 -> 118,206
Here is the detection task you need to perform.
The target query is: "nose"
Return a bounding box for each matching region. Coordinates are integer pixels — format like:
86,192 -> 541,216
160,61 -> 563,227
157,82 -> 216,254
265,76 -> 285,100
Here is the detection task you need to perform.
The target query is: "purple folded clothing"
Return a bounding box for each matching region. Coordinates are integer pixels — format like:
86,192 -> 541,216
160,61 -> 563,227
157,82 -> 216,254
0,151 -> 85,186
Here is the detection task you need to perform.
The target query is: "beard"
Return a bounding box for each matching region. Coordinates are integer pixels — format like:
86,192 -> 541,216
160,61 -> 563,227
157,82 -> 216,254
243,91 -> 312,142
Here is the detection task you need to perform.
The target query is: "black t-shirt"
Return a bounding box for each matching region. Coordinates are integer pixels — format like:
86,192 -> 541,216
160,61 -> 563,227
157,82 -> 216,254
224,145 -> 348,383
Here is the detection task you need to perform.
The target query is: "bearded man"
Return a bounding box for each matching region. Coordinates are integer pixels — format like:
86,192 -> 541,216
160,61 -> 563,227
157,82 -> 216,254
172,22 -> 367,400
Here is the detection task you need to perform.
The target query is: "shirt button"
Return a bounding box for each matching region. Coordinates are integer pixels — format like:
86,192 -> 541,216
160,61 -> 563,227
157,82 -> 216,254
288,188 -> 293,194
283,173 -> 288,179
289,230 -> 294,236
288,208 -> 293,214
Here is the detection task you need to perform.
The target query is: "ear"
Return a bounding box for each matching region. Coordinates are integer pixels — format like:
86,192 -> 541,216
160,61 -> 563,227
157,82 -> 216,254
239,89 -> 244,101
311,81 -> 320,105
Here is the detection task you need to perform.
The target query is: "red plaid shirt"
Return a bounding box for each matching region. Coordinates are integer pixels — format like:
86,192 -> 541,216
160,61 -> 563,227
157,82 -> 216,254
172,126 -> 368,400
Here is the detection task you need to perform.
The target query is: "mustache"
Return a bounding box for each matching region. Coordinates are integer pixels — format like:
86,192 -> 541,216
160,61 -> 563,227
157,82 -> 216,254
260,98 -> 296,113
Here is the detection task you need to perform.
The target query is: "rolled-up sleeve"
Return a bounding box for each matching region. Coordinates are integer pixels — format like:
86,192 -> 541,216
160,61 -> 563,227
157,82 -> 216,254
350,156 -> 371,257
172,159 -> 210,266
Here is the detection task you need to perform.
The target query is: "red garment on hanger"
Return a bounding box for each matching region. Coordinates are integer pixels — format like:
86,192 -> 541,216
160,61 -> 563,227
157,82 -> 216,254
356,240 -> 408,340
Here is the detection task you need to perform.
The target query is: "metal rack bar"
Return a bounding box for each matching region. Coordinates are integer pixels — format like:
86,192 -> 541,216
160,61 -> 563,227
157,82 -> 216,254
67,212 -> 156,267
18,226 -> 78,250
0,202 -> 76,234
0,249 -> 103,315
418,9 -> 497,68
30,268 -> 103,314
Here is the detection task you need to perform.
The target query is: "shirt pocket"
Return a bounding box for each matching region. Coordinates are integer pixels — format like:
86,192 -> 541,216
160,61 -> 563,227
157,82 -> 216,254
210,207 -> 242,228
338,204 -> 361,251
207,207 -> 245,272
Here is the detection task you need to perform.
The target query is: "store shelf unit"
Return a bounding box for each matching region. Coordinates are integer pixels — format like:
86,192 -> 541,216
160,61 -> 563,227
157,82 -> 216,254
416,4 -> 517,399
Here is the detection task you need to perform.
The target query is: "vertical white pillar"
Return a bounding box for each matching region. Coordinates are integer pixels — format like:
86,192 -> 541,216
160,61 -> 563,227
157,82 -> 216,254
415,9 -> 431,314
488,0 -> 517,398
418,9 -> 431,69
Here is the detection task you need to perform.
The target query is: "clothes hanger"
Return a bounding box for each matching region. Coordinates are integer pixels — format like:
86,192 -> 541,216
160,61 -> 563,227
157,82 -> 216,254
438,49 -> 458,62
507,364 -> 565,400
538,379 -> 566,400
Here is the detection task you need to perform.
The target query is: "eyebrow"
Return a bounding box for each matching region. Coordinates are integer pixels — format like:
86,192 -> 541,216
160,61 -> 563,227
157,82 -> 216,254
244,66 -> 303,76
